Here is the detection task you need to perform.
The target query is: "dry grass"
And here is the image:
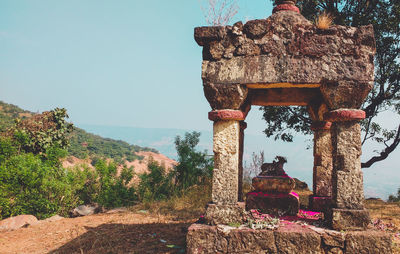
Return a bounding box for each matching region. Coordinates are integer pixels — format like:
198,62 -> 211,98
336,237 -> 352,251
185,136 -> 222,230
366,199 -> 400,253
315,12 -> 334,30
133,183 -> 212,221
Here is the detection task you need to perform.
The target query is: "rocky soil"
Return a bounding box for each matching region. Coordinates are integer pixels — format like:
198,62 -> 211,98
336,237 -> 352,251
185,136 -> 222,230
0,211 -> 191,254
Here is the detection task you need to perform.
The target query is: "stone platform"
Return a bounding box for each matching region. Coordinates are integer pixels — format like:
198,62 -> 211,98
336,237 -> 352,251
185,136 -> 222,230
246,191 -> 299,216
252,176 -> 295,193
186,223 -> 393,254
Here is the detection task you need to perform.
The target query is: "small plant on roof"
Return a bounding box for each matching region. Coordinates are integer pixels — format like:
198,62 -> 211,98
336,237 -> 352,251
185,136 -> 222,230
315,12 -> 334,30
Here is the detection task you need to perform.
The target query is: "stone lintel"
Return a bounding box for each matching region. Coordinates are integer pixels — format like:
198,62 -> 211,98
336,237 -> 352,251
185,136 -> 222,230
251,88 -> 320,106
246,83 -> 320,89
209,110 -> 246,121
204,203 -> 245,225
311,121 -> 332,131
324,109 -> 366,122
186,223 -> 392,253
328,208 -> 370,231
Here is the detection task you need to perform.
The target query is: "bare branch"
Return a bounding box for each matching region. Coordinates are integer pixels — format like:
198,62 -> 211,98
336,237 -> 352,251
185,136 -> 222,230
362,124 -> 400,168
200,0 -> 238,26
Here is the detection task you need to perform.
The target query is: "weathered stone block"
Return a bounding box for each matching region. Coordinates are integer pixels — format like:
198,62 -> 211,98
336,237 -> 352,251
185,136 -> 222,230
320,81 -> 373,109
203,83 -> 248,110
186,224 -> 392,253
328,208 -> 370,230
345,231 -> 392,254
204,203 -> 245,226
314,165 -> 332,197
321,229 -> 345,249
331,121 -> 362,171
187,224 -> 218,254
243,19 -> 270,39
334,170 -> 364,209
246,192 -> 299,216
201,54 -> 374,85
274,231 -> 322,254
234,39 -> 260,56
226,228 -> 277,253
194,26 -> 227,46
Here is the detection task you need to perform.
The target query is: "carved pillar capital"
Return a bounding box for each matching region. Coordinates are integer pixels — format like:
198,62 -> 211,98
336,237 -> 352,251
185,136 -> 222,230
208,110 -> 246,121
273,0 -> 299,13
324,109 -> 366,122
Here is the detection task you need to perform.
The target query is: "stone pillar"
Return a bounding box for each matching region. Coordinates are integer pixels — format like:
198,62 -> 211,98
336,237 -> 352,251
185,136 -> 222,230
309,121 -> 333,212
324,109 -> 370,230
238,121 -> 246,202
205,110 -> 246,225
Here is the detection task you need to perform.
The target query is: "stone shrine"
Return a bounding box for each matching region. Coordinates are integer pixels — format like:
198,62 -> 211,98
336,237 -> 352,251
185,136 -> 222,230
246,156 -> 300,216
187,0 -> 393,253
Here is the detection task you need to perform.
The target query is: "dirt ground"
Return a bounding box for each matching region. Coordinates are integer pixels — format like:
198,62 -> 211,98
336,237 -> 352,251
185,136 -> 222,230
1,200 -> 399,254
0,211 -> 192,254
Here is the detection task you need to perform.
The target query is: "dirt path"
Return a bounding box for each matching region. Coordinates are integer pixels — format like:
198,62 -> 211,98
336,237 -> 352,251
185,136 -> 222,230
0,212 -> 192,254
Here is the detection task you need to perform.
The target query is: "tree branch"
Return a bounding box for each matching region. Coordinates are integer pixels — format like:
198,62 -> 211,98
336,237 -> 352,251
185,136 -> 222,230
362,124 -> 400,168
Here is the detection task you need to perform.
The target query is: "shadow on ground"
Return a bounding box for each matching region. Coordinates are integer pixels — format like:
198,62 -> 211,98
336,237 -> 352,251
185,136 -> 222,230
49,222 -> 190,254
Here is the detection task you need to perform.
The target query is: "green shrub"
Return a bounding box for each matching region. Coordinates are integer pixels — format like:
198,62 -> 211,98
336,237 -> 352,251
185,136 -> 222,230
388,188 -> 400,202
173,131 -> 213,190
138,159 -> 173,202
94,159 -> 137,208
0,151 -> 78,219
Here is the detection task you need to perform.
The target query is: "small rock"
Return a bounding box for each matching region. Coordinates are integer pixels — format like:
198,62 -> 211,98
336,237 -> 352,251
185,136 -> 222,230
106,207 -> 128,214
43,215 -> 64,222
71,204 -> 101,217
0,215 -> 38,232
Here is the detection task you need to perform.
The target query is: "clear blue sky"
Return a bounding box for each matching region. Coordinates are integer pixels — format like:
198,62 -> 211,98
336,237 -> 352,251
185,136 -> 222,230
0,0 -> 272,132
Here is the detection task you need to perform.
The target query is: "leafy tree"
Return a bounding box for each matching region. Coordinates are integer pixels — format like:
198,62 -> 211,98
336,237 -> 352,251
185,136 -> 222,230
173,131 -> 213,189
388,188 -> 400,202
138,159 -> 173,202
0,108 -> 78,219
264,0 -> 400,168
0,138 -> 78,219
3,108 -> 73,155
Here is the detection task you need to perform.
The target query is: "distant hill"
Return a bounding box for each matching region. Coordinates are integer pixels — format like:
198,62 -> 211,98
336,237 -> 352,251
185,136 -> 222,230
0,101 -> 158,163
